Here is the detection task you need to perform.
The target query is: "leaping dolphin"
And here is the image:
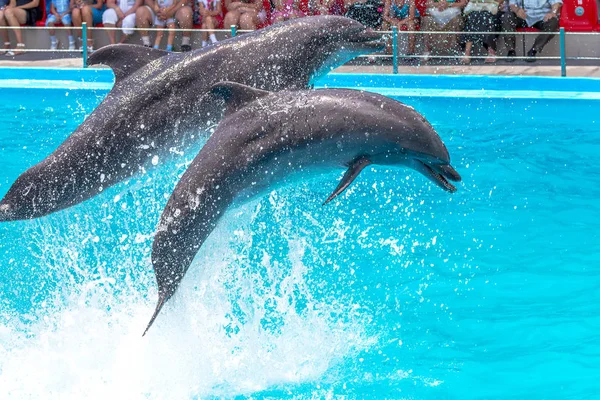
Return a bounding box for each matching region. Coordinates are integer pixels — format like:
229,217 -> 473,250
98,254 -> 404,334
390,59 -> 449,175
144,83 -> 462,334
0,16 -> 383,221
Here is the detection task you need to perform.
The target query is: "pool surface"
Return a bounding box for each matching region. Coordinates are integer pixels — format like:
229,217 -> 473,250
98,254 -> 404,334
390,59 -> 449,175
0,68 -> 599,399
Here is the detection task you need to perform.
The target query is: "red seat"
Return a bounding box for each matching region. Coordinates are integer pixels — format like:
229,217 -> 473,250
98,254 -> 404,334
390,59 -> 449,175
559,0 -> 599,31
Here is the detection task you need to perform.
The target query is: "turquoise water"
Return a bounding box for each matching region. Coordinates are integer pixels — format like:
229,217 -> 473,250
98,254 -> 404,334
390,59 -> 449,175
1,73 -> 600,399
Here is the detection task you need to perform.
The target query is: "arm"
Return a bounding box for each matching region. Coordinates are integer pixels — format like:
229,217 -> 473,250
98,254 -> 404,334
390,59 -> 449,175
198,1 -> 208,15
450,0 -> 467,8
163,0 -> 190,18
123,0 -> 143,16
16,0 -> 40,9
92,0 -> 104,10
50,2 -> 60,16
209,0 -> 222,16
382,0 -> 395,24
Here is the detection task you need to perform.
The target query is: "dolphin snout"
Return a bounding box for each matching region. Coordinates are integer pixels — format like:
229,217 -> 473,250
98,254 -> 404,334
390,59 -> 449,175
352,29 -> 386,51
416,161 -> 461,193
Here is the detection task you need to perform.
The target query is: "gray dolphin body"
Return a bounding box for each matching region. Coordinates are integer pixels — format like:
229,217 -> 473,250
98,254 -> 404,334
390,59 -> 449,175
144,83 -> 462,334
0,16 -> 383,221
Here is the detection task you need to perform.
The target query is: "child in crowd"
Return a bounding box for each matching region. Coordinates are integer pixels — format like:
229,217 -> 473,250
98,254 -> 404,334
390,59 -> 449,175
46,0 -> 75,50
197,0 -> 222,47
153,0 -> 176,51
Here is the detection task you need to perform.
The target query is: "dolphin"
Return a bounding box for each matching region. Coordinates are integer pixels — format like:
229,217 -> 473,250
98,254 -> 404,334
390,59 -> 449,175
143,82 -> 462,334
0,16 -> 383,221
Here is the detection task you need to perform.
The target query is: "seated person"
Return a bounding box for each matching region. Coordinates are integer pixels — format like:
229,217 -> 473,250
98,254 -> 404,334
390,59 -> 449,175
153,0 -> 176,50
135,0 -> 193,51
0,0 -> 42,55
71,0 -> 106,52
344,0 -> 384,29
271,0 -> 304,24
501,0 -> 562,61
223,0 -> 262,32
460,0 -> 503,63
0,0 -> 8,53
103,0 -> 143,44
382,0 -> 420,56
47,0 -> 75,50
197,0 -> 222,46
420,0 -> 468,60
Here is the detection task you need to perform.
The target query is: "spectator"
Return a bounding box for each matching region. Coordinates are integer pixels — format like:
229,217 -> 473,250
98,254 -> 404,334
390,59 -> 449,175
501,0 -> 561,61
71,0 -> 105,52
135,0 -> 193,51
0,0 -> 42,55
46,0 -> 75,50
197,0 -> 222,47
420,0 -> 467,61
153,0 -> 176,50
382,0 -> 420,56
271,0 -> 304,24
0,0 -> 11,53
460,0 -> 503,63
223,0 -> 262,31
103,0 -> 142,44
344,0 -> 384,29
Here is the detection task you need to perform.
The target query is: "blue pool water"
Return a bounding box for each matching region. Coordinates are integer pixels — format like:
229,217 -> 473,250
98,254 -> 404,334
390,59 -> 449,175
0,69 -> 599,399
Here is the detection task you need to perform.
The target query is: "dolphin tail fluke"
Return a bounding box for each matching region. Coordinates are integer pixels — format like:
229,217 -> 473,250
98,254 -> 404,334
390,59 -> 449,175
323,156 -> 372,205
142,294 -> 168,337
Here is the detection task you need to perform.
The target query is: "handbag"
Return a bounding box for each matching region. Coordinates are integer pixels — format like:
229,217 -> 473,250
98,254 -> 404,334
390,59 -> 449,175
463,0 -> 499,15
427,6 -> 461,25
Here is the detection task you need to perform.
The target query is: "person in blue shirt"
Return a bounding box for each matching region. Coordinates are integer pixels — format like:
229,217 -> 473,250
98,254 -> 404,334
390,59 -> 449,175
46,0 -> 75,50
501,0 -> 562,61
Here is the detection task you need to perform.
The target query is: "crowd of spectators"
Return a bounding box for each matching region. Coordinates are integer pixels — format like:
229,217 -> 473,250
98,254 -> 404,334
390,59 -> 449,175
0,0 -> 563,61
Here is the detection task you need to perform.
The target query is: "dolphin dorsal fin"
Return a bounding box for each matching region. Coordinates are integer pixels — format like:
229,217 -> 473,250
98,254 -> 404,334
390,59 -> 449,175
87,44 -> 170,84
209,81 -> 271,116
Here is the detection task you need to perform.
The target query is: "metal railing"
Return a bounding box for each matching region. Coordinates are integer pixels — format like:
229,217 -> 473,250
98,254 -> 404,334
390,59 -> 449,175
1,23 -> 599,77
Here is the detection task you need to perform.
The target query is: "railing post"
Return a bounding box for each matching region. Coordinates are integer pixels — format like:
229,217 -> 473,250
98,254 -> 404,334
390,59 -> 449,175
560,27 -> 566,77
82,22 -> 88,68
392,26 -> 398,75
230,25 -> 237,37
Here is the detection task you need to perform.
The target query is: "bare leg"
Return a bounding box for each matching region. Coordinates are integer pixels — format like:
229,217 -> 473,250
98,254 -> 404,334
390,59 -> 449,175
462,41 -> 472,63
0,10 -> 9,47
81,5 -> 94,47
239,11 -> 257,31
105,23 -> 117,44
154,27 -> 164,48
167,22 -> 176,49
4,7 -> 28,45
72,8 -> 83,40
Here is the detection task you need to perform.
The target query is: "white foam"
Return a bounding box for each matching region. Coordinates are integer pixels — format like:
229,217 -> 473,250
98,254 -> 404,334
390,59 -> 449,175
0,194 -> 374,399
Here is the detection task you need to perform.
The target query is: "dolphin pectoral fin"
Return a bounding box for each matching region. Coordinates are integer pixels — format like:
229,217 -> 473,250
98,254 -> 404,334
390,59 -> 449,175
209,81 -> 271,117
87,44 -> 171,83
323,156 -> 372,205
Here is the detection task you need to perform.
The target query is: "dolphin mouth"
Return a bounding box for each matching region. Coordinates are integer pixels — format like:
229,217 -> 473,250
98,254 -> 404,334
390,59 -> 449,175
352,29 -> 386,51
419,162 -> 461,193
